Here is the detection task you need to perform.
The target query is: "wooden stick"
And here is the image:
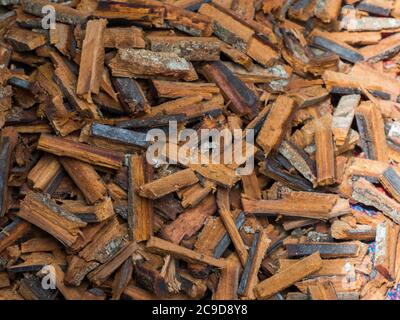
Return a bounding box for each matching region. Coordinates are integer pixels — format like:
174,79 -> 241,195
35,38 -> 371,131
79,218 -> 129,264
146,236 -> 226,268
255,252 -> 323,300
0,136 -> 12,217
379,167 -> 400,203
202,61 -> 259,116
360,33 -> 400,63
88,242 -> 138,286
151,80 -> 220,99
139,168 -> 199,200
256,96 -> 297,157
241,193 -> 350,220
278,140 -> 317,187
61,198 -> 115,223
111,258 -> 133,300
104,27 -> 145,49
37,134 -> 124,170
5,27 -> 46,52
352,178 -> 400,224
148,36 -> 221,61
216,188 -> 248,266
128,154 -> 153,242
0,218 -> 30,254
189,211 -> 244,277
286,242 -> 362,259
238,229 -> 271,299
59,157 -> 107,205
314,114 -> 336,186
76,19 -> 107,99
44,96 -> 83,137
108,49 -> 198,81
332,94 -> 360,146
22,0 -> 88,24
17,192 -> 87,247
375,219 -> 399,280
161,194 -> 217,244
213,254 -> 241,300
90,123 -> 149,149
355,101 -> 388,162
308,280 -> 338,300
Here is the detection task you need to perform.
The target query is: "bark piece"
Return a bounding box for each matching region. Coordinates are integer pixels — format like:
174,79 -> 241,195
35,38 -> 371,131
0,218 -> 30,254
199,3 -> 253,50
278,140 -> 317,187
151,80 -> 220,99
238,229 -> 271,299
128,154 -> 153,242
79,218 -> 129,264
104,27 -> 145,49
256,96 -> 297,157
111,258 -> 133,300
329,31 -> 382,46
108,49 -> 198,81
60,157 -> 107,205
17,192 -> 87,247
241,171 -> 262,200
90,123 -> 149,149
355,101 -> 388,162
51,52 -> 100,118
64,255 -> 99,286
202,61 -> 259,117
213,255 -> 241,300
112,77 -> 149,115
314,114 -> 335,186
242,193 -> 350,220
139,169 -> 198,200
323,63 -> 400,102
189,212 -> 244,278
358,0 -> 393,16
340,17 -> 400,31
331,220 -> 376,241
61,198 -> 115,223
5,27 -> 46,52
161,194 -> 217,244
148,36 -> 221,61
375,219 -> 399,280
352,178 -> 400,224
217,188 -> 248,266
50,23 -> 73,58
146,236 -> 225,268
308,280 -> 338,300
44,96 -> 83,136
93,1 -> 165,25
27,155 -> 62,192
311,29 -> 364,63
286,242 -> 362,259
88,242 -> 138,286
314,0 -> 342,23
255,252 -> 323,300
288,0 -> 317,21
332,95 -> 360,146
37,134 -> 124,170
360,33 -> 400,63
220,43 -> 254,70
379,167 -> 400,203
0,136 -> 12,217
76,19 -> 107,99
22,0 -> 88,24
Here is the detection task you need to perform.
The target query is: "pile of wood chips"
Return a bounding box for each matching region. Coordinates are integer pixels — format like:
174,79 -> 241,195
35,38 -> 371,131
2,0 -> 400,301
